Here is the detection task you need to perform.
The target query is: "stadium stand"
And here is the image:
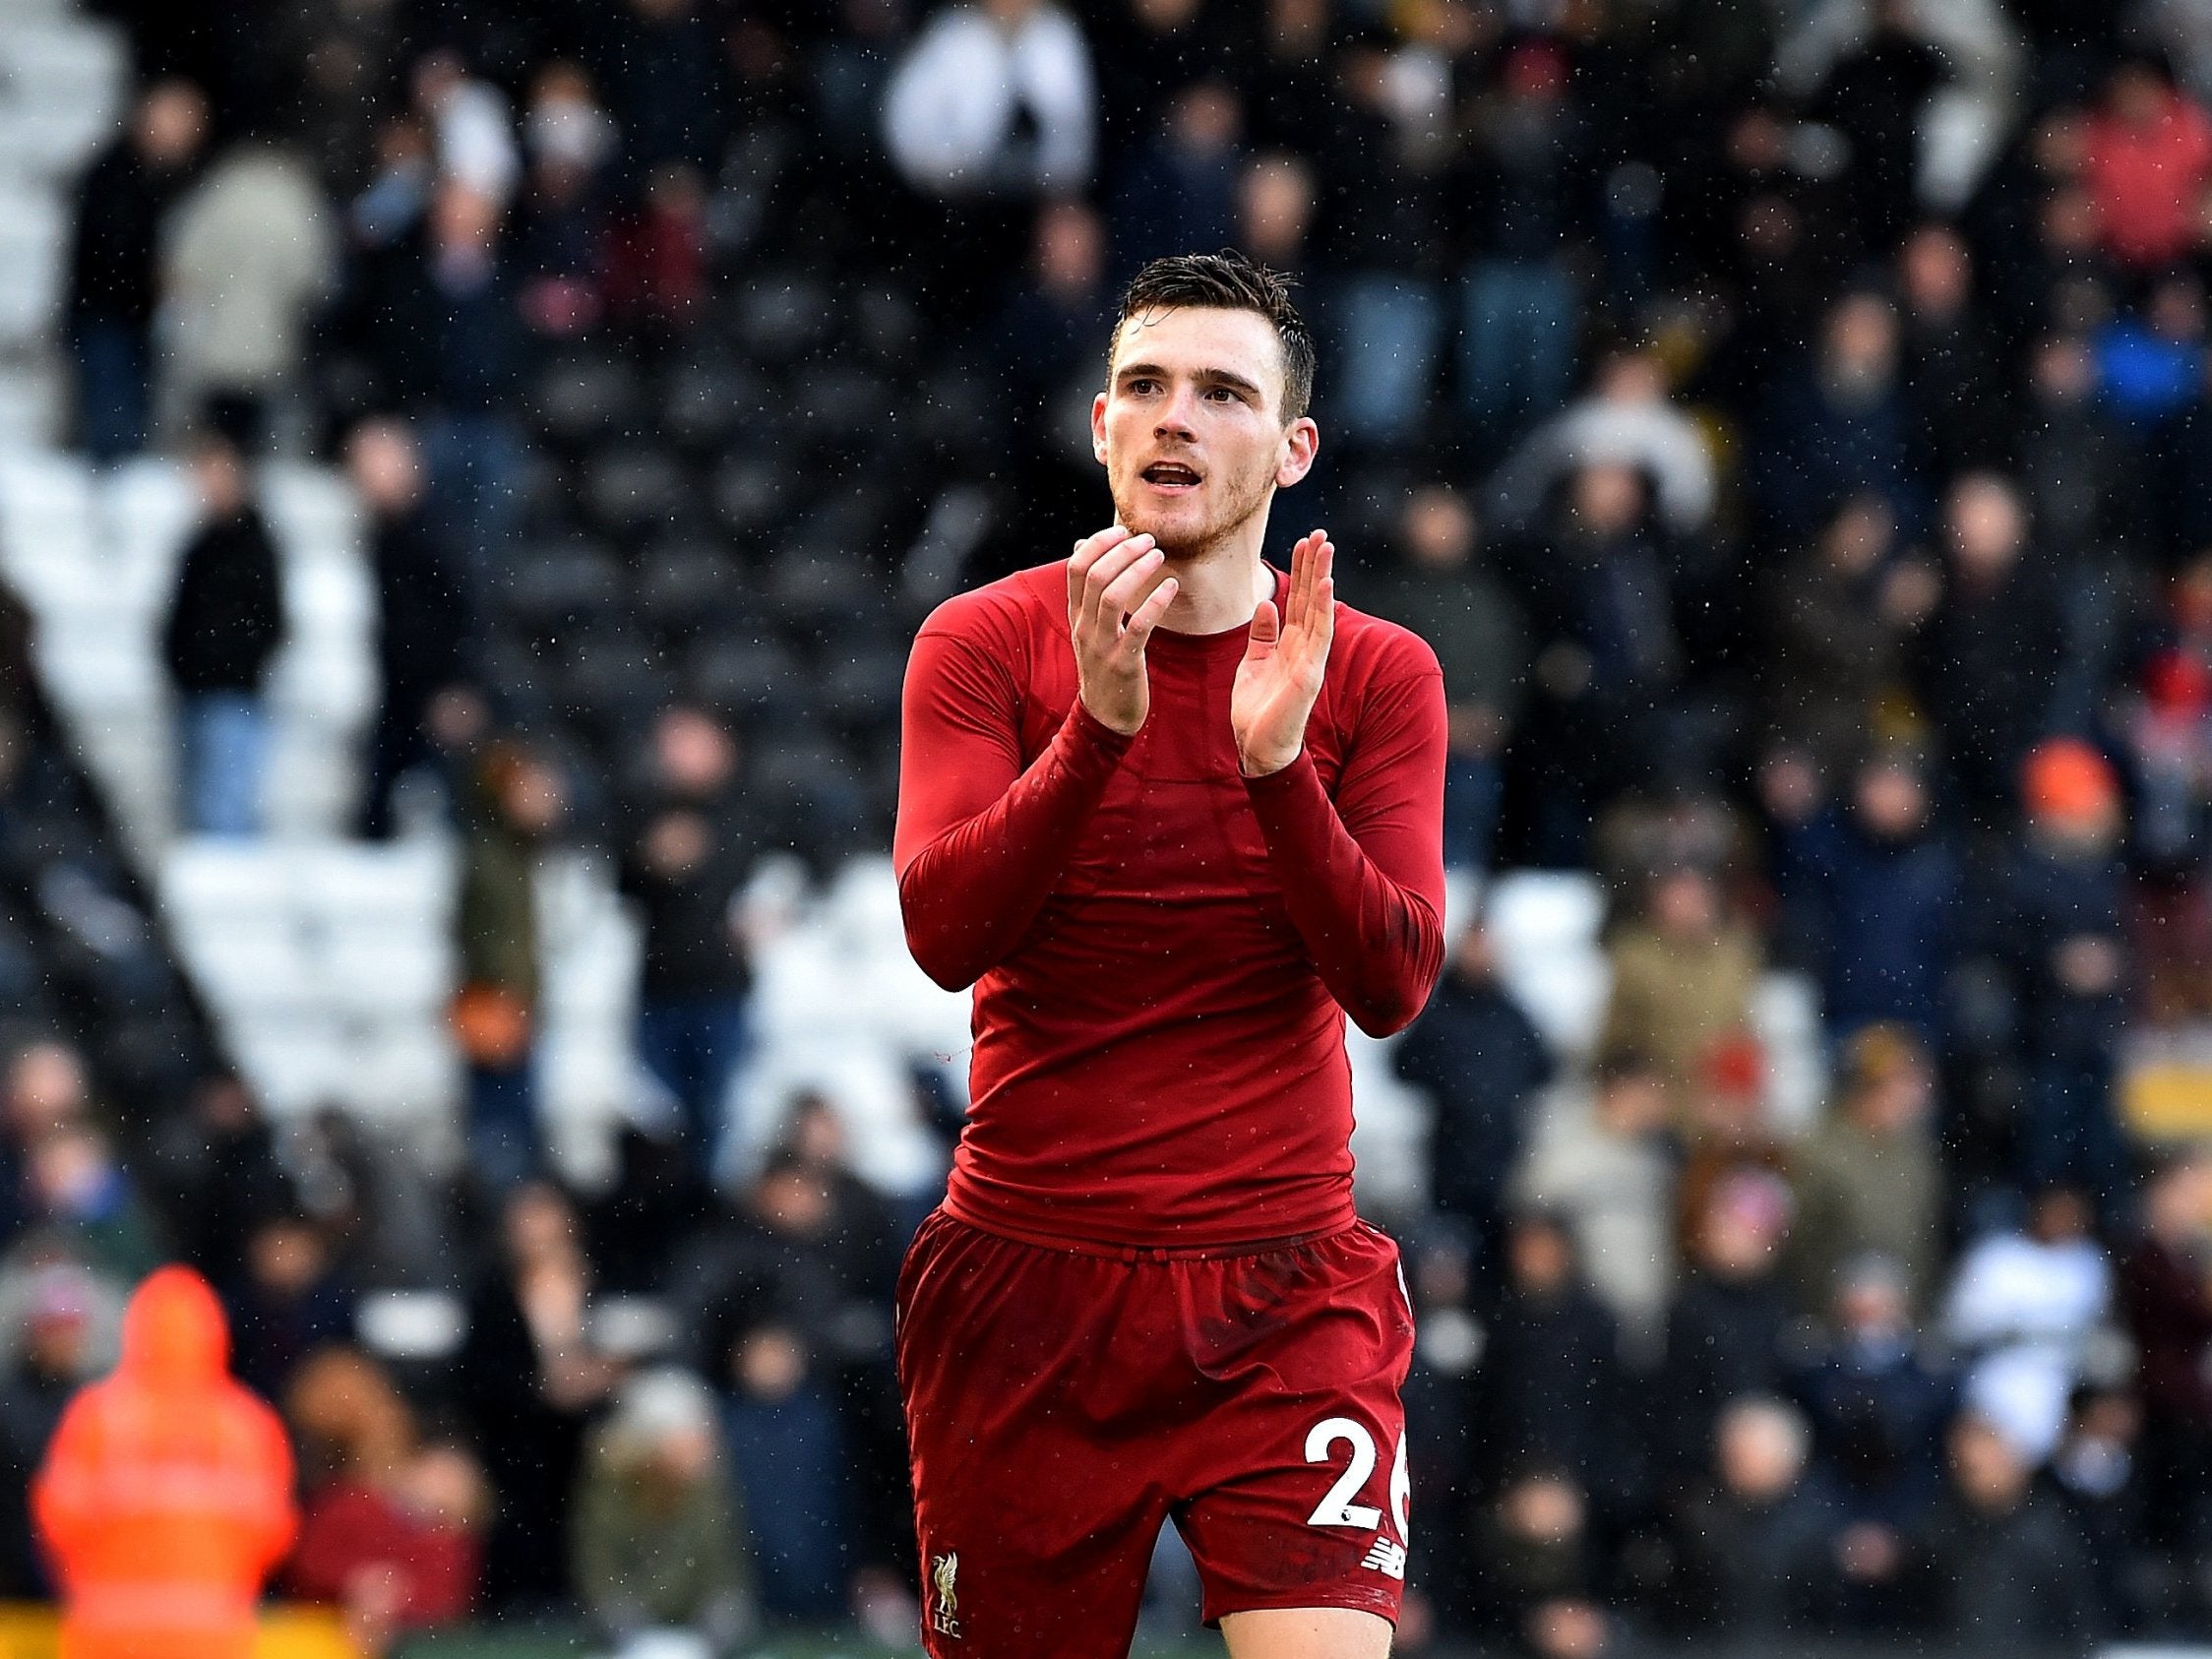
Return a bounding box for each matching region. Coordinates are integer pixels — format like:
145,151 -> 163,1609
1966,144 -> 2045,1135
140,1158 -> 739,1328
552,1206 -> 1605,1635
5,0 -> 2212,1653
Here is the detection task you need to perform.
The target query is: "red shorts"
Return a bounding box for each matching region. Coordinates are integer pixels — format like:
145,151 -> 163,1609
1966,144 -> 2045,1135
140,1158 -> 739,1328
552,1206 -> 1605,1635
895,1208 -> 1415,1657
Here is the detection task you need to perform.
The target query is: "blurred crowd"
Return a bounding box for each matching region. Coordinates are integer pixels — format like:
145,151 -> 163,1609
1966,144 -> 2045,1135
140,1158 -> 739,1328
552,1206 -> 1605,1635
14,0 -> 2212,1651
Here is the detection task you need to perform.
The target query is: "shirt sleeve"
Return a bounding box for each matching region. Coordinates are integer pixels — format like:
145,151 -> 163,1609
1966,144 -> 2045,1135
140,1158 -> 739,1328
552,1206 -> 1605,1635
893,623 -> 1132,990
1242,648 -> 1447,1036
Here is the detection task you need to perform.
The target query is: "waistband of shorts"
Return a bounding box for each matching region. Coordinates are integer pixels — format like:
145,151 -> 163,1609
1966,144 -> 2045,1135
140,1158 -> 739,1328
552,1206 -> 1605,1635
936,1195 -> 1360,1261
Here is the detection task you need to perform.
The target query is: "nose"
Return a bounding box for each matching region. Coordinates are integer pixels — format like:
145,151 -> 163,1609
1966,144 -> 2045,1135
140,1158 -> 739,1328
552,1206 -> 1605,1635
1154,384 -> 1199,442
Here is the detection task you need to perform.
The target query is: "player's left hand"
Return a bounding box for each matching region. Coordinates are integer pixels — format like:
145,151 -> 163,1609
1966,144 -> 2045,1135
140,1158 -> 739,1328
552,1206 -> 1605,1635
1232,529 -> 1333,776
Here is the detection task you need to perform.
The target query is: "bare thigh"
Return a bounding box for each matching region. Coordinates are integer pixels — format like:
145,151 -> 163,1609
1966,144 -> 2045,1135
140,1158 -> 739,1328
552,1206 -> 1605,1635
1219,1605 -> 1393,1659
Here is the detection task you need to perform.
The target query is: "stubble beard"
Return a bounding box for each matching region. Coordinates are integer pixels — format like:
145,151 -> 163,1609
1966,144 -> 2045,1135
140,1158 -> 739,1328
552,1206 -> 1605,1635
1109,455 -> 1276,568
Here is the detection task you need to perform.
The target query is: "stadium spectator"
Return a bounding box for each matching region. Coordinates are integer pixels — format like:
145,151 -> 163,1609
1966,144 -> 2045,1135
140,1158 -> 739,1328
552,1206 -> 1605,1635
1896,221 -> 2012,479
144,1070 -> 293,1287
1983,739 -> 2135,1209
1754,290 -> 1917,542
716,1318 -> 851,1620
2093,270 -> 2209,427
1091,0 -> 1241,167
1672,1034 -> 1791,1260
408,50 -> 520,209
512,62 -> 617,339
1659,1168 -> 1796,1482
602,162 -> 709,337
586,1124 -> 717,1298
0,1044 -> 87,1249
1796,1256 -> 1955,1535
386,181 -> 531,586
1660,1396 -> 1838,1638
1943,1187 -> 2112,1463
283,1107 -> 454,1292
1400,1229 -> 1483,1618
1236,149 -> 1317,277
0,1264 -> 100,1596
33,1266 -> 295,1659
1769,743 -> 1964,1046
158,140 -> 337,448
1756,495 -> 1915,788
881,0 -> 1096,313
1598,863 -> 1761,1122
221,1211 -> 354,1403
2024,333 -> 2139,562
1679,99 -> 1836,393
283,1347 -> 484,1652
1365,485 -> 1526,871
1107,78 -> 1243,284
1806,0 -> 1952,255
63,79 -> 207,461
573,1368 -> 753,1653
453,740 -> 563,1194
1314,34 -> 1453,452
2083,54 -> 2212,270
1460,1463 -> 1614,1656
1912,1413 -> 2103,1647
1906,484 -> 2078,826
2118,1152 -> 2212,1553
19,1124 -> 157,1284
691,1147 -> 904,1616
762,1093 -> 915,1585
1489,349 -> 1716,539
883,0 -> 1094,202
585,0 -> 729,187
458,1182 -> 617,1612
1960,98 -> 2082,335
2121,558 -> 2212,970
1787,1024 -> 1944,1314
618,704 -> 760,1179
983,201 -> 1116,574
1245,0 -> 1333,156
160,430 -> 286,837
1394,921 -> 1551,1258
1508,461 -> 1684,864
1468,1211 -> 1632,1521
1455,36 -> 1592,452
0,1040 -> 86,1133
996,198 -> 1114,409
1513,1052 -> 1678,1362
2049,1382 -> 2149,1628
348,418 -> 468,840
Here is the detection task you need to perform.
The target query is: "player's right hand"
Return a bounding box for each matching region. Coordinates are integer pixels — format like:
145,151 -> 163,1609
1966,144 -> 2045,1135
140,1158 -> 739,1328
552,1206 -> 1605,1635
1067,525 -> 1178,735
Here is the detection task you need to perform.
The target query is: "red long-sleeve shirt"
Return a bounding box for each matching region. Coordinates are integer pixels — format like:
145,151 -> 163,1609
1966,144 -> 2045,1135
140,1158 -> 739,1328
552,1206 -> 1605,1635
894,559 -> 1447,1249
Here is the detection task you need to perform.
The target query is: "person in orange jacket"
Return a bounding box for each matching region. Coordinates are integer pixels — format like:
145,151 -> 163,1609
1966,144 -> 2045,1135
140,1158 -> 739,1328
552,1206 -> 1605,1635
31,1263 -> 297,1659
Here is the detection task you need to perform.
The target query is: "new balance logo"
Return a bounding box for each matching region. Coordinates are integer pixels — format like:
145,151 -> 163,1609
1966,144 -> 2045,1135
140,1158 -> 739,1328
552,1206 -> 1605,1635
1361,1537 -> 1407,1579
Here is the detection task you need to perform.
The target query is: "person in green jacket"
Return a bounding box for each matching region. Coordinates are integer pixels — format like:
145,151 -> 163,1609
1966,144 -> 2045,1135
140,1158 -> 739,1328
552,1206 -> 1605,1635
452,738 -> 562,1195
572,1367 -> 755,1655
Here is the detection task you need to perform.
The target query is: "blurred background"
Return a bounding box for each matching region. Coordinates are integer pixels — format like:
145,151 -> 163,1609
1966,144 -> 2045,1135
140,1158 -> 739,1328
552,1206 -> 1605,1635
0,0 -> 2209,1654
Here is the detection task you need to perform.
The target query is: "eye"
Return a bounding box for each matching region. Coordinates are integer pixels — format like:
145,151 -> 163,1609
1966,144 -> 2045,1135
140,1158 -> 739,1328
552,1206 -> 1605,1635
1129,378 -> 1160,396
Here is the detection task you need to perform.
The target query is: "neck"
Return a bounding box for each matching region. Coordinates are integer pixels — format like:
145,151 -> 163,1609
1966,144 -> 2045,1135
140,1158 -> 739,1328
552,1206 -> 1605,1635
1158,517 -> 1274,634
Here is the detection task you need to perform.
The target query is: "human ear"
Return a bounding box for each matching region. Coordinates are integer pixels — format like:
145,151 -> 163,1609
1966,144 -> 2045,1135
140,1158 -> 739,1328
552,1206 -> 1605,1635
1275,416 -> 1319,488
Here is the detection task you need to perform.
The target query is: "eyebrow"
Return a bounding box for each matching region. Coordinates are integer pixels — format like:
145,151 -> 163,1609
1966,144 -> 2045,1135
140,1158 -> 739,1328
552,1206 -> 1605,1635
1114,361 -> 1268,400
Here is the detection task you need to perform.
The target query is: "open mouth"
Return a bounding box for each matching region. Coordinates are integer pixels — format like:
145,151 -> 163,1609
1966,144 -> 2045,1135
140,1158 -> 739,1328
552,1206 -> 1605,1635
1140,461 -> 1202,492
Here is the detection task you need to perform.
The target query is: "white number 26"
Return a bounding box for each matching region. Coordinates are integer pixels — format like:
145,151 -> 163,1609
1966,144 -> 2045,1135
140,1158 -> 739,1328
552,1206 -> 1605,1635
1303,1417 -> 1410,1535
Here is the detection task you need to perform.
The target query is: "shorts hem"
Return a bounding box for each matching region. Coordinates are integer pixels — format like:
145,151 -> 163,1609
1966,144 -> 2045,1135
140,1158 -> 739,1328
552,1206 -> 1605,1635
1201,1589 -> 1402,1629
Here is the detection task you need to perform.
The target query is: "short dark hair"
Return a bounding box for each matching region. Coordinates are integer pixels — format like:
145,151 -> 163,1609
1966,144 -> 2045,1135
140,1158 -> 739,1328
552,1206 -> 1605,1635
1111,249 -> 1316,422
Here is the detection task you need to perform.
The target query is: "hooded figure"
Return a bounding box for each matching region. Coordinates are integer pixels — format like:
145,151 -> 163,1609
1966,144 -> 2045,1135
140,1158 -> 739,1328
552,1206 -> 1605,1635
32,1265 -> 295,1659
